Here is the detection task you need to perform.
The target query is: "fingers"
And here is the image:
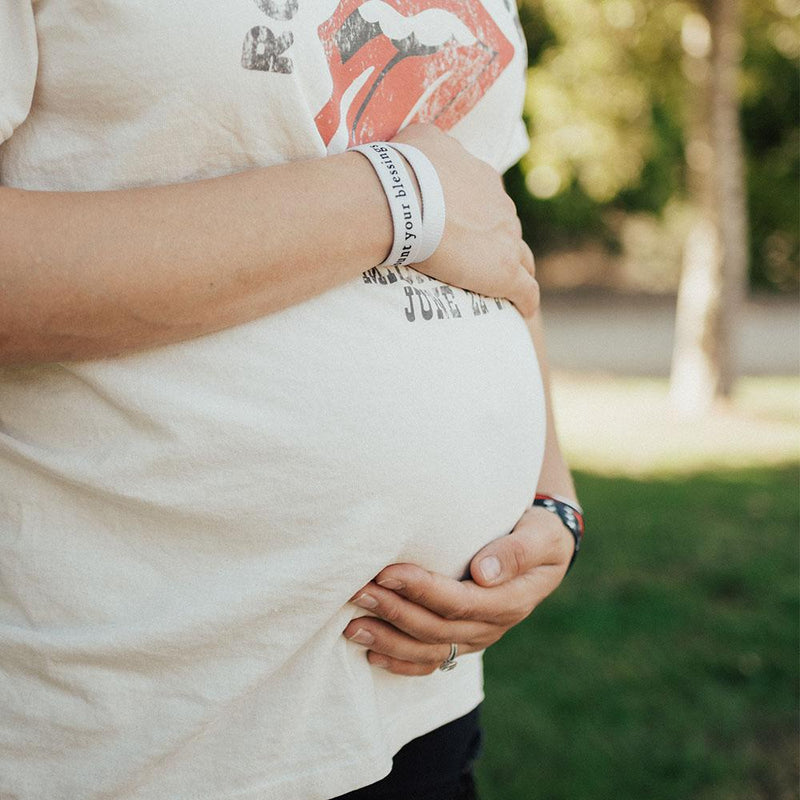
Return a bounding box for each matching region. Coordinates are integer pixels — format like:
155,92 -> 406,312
365,653 -> 441,676
348,579 -> 496,642
510,269 -> 540,318
360,564 -> 533,627
344,567 -> 564,677
341,511 -> 576,676
521,238 -> 536,278
343,616 -> 475,675
351,511 -> 574,628
470,508 -> 575,587
507,240 -> 539,318
342,509 -> 576,677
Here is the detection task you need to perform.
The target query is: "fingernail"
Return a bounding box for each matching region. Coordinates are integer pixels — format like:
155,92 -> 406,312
479,556 -> 501,582
348,628 -> 374,646
353,592 -> 378,609
377,578 -> 404,590
370,655 -> 390,669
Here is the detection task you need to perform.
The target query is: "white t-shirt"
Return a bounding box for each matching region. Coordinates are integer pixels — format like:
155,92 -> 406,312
0,2 -> 546,798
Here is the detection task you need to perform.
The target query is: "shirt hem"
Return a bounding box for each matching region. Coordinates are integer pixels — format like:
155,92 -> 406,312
193,687 -> 485,800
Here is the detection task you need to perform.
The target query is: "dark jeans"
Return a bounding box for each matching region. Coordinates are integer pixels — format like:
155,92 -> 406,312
330,706 -> 482,800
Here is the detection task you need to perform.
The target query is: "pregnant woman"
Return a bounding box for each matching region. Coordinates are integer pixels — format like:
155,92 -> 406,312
0,1 -> 581,798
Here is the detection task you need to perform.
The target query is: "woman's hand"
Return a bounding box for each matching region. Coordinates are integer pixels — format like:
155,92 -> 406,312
390,124 -> 539,318
342,506 -> 574,676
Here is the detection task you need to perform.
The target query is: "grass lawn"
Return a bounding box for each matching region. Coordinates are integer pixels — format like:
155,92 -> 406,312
475,377 -> 799,800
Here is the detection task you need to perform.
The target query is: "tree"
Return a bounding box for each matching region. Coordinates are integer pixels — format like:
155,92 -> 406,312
513,0 -> 791,415
669,0 -> 749,415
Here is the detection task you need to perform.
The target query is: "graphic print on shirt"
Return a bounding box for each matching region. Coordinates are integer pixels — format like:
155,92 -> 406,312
362,265 -> 510,323
241,1 -> 515,143
242,0 -> 299,72
314,0 -> 515,147
241,0 -> 517,322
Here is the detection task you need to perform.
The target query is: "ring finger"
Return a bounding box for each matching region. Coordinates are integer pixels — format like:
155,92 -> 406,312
344,617 -> 472,665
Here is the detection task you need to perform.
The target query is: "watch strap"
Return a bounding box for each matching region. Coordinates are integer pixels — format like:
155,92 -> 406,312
532,493 -> 584,573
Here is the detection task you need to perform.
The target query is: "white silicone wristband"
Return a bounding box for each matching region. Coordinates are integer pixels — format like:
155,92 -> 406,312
349,142 -> 424,269
386,142 -> 446,263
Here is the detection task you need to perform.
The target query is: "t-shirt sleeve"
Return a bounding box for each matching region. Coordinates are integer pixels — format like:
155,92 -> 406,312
0,2 -> 38,145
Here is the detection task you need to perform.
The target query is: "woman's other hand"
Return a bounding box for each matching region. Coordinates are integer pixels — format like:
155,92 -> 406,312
390,124 -> 539,318
342,505 -> 574,676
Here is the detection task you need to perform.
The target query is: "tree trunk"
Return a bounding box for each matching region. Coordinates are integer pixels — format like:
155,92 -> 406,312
712,0 -> 749,395
669,0 -> 749,415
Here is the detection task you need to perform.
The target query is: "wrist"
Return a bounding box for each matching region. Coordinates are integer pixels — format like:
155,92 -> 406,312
532,493 -> 584,573
394,152 -> 421,208
335,150 -> 395,269
348,142 -> 424,268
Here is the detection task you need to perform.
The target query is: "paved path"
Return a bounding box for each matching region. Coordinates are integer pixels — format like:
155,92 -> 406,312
542,292 -> 799,377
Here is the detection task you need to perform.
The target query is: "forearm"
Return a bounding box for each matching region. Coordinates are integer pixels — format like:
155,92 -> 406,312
0,152 -> 391,364
528,308 -> 578,504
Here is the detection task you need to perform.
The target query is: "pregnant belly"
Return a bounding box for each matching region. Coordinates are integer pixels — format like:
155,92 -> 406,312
0,273 -> 546,597
0,274 -> 548,800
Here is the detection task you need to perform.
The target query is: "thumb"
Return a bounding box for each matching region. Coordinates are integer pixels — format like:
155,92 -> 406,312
469,533 -> 528,588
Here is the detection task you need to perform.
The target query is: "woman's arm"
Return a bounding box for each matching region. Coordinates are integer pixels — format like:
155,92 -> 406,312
0,152 -> 388,363
521,308 -> 577,505
0,125 -> 538,365
342,307 -> 579,676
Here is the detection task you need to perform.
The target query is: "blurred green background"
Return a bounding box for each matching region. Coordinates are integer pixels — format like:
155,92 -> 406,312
506,0 -> 798,295
476,0 -> 799,797
478,377 -> 798,800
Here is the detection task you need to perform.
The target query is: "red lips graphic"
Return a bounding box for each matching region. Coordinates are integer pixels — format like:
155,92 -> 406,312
314,0 -> 514,147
